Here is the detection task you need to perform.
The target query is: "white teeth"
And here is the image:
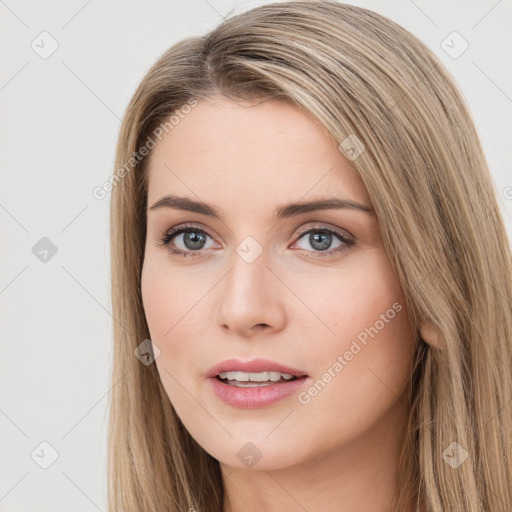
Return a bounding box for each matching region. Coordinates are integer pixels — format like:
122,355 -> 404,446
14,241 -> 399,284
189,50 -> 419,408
218,371 -> 295,382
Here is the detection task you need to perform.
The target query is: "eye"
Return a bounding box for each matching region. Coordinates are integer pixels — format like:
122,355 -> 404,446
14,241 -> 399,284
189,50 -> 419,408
160,223 -> 217,258
159,223 -> 355,259
291,225 -> 355,257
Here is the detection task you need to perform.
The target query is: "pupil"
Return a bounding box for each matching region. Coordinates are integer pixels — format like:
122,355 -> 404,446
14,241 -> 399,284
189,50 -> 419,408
310,231 -> 331,251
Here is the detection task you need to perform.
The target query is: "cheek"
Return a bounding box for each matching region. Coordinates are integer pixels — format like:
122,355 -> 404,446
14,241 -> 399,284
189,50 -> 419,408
141,256 -> 198,339
141,258 -> 202,409
141,260 -> 172,339
140,256 -> 212,376
298,258 -> 413,427
292,250 -> 407,345
293,251 -> 413,393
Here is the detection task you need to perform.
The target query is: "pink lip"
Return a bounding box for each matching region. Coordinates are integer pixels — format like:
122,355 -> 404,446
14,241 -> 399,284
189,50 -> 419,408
205,358 -> 308,378
206,358 -> 309,409
208,376 -> 309,408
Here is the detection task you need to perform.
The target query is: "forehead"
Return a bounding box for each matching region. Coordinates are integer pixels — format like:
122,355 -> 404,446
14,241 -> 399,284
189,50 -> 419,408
145,96 -> 370,212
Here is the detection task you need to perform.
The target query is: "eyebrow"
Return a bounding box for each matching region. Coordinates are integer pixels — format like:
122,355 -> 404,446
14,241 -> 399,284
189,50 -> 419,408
148,195 -> 375,219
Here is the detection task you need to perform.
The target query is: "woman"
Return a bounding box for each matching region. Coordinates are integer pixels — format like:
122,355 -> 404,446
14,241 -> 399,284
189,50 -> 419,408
108,1 -> 512,511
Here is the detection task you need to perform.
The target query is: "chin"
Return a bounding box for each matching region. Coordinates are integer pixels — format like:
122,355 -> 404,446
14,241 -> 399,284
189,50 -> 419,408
203,436 -> 309,472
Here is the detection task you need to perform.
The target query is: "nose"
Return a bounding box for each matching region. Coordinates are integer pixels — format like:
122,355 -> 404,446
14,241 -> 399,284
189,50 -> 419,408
216,246 -> 286,338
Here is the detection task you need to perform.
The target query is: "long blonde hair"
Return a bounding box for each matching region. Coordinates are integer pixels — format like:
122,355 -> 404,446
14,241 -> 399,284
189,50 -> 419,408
108,2 -> 512,510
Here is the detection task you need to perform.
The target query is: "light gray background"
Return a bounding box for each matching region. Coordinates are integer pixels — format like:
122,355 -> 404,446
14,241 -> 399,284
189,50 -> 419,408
0,1 -> 510,510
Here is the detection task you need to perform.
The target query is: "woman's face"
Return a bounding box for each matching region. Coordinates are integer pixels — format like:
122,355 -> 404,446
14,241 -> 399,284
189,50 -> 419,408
141,95 -> 415,471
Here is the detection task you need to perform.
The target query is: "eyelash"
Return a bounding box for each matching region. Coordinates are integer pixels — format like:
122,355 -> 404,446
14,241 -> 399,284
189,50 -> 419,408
159,223 -> 355,259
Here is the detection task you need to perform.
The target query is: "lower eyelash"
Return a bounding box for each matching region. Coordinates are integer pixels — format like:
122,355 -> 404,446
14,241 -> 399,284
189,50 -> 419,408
160,226 -> 354,258
166,246 -> 202,258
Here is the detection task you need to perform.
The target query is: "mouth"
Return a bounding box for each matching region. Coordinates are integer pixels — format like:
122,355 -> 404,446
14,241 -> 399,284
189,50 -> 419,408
206,358 -> 309,408
215,371 -> 305,387
206,357 -> 308,382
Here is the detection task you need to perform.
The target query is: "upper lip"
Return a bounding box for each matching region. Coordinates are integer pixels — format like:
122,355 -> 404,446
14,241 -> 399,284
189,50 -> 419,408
206,358 -> 308,379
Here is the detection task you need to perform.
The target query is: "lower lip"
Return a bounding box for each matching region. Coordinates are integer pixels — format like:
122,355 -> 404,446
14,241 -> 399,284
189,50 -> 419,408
208,376 -> 309,409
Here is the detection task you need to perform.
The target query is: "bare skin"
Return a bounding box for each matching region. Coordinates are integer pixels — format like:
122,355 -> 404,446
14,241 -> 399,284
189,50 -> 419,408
141,95 -> 416,512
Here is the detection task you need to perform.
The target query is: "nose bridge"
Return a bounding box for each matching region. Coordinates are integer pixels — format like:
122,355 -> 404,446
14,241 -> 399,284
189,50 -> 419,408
227,235 -> 269,300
